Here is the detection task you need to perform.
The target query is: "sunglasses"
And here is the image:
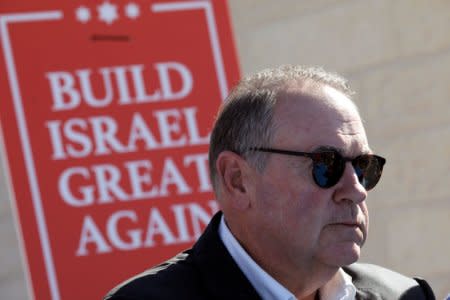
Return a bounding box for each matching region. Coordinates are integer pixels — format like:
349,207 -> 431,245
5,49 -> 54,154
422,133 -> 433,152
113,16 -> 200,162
250,147 -> 386,190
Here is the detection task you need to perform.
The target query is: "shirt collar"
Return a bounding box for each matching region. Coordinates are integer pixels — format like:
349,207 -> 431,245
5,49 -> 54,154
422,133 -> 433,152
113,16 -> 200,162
219,215 -> 356,300
320,268 -> 356,300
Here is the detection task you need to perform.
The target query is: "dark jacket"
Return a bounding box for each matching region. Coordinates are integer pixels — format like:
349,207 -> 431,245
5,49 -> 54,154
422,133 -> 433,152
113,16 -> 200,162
104,212 -> 435,300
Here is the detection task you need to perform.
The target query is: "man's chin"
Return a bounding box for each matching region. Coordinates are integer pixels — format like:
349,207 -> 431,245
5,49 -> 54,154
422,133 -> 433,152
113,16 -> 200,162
322,243 -> 362,267
339,243 -> 361,266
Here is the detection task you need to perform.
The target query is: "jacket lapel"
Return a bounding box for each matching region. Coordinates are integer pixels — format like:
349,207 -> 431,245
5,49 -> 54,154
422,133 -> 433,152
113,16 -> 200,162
343,266 -> 383,300
191,212 -> 261,300
354,289 -> 383,300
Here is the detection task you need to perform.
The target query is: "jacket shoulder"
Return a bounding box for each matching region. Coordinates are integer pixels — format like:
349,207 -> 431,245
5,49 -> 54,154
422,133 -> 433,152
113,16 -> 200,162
344,263 -> 435,299
104,250 -> 205,300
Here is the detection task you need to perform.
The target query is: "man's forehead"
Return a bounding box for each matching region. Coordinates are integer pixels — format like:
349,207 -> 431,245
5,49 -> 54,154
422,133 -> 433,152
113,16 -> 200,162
278,80 -> 325,100
278,82 -> 356,107
271,84 -> 369,152
274,82 -> 361,121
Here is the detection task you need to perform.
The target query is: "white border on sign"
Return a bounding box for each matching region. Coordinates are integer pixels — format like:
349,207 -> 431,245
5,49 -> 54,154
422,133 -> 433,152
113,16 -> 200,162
152,1 -> 229,100
0,11 -> 64,300
0,2 -> 229,300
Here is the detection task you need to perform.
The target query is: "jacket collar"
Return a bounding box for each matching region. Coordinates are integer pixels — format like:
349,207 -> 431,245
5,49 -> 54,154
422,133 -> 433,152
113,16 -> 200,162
191,211 -> 261,300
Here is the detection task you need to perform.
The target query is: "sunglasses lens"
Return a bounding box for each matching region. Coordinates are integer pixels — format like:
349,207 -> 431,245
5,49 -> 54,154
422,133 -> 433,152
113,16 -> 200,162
312,152 -> 386,190
353,155 -> 386,190
311,151 -> 345,188
251,147 -> 385,190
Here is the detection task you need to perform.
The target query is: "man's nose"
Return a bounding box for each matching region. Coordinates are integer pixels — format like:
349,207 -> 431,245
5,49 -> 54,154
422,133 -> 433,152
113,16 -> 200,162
333,162 -> 368,204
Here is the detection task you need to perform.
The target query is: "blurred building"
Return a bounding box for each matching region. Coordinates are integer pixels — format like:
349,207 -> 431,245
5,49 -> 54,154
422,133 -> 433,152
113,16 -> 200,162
1,1 -> 449,299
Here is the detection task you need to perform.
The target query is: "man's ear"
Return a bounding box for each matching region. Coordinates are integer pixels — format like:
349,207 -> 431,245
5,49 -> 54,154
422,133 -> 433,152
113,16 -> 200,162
216,151 -> 253,210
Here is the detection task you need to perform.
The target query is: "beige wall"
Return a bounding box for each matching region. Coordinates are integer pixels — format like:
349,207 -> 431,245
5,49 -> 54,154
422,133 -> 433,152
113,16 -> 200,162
229,0 -> 450,298
1,1 -> 449,299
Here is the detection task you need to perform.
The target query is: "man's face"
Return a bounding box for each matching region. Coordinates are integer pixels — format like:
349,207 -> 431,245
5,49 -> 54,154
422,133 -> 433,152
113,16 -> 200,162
248,84 -> 370,271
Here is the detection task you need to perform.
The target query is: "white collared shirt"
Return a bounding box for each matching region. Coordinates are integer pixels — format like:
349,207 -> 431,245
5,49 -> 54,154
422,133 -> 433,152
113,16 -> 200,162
218,216 -> 356,300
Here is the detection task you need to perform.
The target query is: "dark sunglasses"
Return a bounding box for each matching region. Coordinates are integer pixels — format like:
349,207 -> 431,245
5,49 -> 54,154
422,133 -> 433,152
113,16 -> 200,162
249,147 -> 386,190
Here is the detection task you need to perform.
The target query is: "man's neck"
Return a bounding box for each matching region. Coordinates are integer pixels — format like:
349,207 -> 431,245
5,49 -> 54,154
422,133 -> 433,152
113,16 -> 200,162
299,290 -> 318,300
223,215 -> 341,299
270,263 -> 338,300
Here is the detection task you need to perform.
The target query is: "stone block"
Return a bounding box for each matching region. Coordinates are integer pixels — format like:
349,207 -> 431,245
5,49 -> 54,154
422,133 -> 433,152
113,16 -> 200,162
355,51 -> 450,142
362,205 -> 450,299
228,0 -> 340,28
229,1 -> 399,74
385,206 -> 450,276
388,1 -> 450,59
229,1 -> 450,76
359,204 -> 389,264
0,278 -> 29,300
0,211 -> 27,300
367,127 -> 450,207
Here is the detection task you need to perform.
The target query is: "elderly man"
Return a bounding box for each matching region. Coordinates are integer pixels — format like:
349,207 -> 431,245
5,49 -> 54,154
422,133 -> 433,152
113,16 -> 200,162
105,66 -> 435,300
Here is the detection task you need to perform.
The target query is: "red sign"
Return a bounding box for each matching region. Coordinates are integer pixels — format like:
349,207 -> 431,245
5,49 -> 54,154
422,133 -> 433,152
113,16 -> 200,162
0,1 -> 239,299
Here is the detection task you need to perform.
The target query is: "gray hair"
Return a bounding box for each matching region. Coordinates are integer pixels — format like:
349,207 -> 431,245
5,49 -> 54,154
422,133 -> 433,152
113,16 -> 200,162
208,65 -> 354,191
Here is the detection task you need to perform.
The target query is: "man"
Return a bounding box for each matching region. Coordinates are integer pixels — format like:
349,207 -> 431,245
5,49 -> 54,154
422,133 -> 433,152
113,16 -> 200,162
105,66 -> 435,300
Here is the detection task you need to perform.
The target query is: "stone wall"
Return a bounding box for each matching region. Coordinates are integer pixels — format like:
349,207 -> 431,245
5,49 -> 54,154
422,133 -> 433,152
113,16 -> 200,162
228,0 -> 450,298
0,0 -> 449,299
